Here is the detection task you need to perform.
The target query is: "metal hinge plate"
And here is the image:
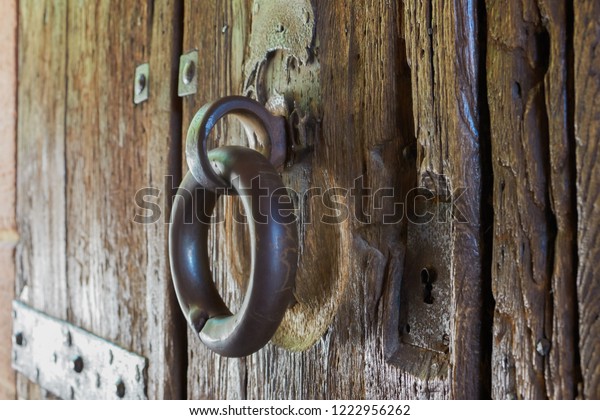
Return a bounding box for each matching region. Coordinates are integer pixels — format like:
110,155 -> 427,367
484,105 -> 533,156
12,300 -> 148,400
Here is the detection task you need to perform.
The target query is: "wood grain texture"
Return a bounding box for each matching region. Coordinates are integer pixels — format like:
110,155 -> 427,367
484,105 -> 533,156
0,246 -> 15,399
16,0 -> 68,399
402,0 -> 485,399
17,0 -> 185,399
184,0 -> 483,399
538,0 -> 580,400
183,0 -> 252,399
0,0 -> 17,400
64,0 -> 184,399
486,0 -> 579,399
574,0 -> 600,400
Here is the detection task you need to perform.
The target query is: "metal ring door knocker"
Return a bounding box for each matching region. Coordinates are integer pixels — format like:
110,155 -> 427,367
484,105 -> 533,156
169,96 -> 298,357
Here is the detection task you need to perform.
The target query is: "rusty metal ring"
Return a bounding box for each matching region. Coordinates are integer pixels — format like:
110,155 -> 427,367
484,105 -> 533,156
186,96 -> 287,192
169,146 -> 298,357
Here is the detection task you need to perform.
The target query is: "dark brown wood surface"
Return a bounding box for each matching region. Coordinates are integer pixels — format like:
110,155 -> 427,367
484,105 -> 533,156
574,0 -> 600,400
402,0 -> 485,399
16,0 -> 185,399
486,0 -> 580,399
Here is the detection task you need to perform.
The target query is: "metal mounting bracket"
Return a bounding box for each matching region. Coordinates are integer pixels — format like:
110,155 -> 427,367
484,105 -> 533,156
178,50 -> 198,97
12,300 -> 148,400
133,63 -> 149,105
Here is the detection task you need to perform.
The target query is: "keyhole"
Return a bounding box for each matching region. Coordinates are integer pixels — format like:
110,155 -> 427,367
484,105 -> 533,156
421,268 -> 435,304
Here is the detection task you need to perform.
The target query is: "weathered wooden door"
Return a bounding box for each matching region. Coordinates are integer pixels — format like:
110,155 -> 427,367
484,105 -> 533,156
13,0 -> 599,399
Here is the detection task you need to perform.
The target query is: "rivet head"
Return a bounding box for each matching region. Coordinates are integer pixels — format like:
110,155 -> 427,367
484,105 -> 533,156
116,380 -> 126,399
536,338 -> 551,356
182,60 -> 196,85
72,356 -> 84,373
14,332 -> 24,346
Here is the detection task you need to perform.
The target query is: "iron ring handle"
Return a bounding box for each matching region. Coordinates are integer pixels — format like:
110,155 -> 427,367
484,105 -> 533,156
186,96 -> 287,192
169,146 -> 298,357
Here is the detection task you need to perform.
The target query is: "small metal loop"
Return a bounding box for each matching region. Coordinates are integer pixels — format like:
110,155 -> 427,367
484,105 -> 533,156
169,146 -> 298,357
186,96 -> 287,192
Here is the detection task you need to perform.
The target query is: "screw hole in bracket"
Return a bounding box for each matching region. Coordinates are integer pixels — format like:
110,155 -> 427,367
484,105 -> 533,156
421,267 -> 436,305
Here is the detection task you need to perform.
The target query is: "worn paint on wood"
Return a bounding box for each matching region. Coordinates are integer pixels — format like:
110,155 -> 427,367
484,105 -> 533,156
16,0 -> 185,399
574,0 -> 600,400
0,0 -> 17,400
487,0 -> 580,400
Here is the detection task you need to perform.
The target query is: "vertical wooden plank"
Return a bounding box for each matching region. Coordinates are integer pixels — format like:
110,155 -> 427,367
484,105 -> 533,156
0,0 -> 17,400
538,0 -> 579,400
402,0 -> 485,399
487,0 -> 579,399
574,0 -> 600,400
64,0 -> 184,399
16,0 -> 68,399
183,0 -> 251,399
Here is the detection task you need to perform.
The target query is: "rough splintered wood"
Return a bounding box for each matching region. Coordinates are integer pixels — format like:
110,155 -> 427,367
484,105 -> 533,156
17,0 -> 185,399
0,0 -> 17,400
487,0 -> 579,399
402,0 -> 484,399
537,0 -> 579,400
574,0 -> 600,400
16,0 -> 68,399
184,0 -> 482,399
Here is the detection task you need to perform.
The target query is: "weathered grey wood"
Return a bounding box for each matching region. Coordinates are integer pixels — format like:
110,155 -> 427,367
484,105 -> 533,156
487,0 -> 579,400
0,0 -> 17,400
64,0 -> 184,399
184,0 -> 483,399
16,0 -> 185,399
574,0 -> 600,400
16,0 -> 68,399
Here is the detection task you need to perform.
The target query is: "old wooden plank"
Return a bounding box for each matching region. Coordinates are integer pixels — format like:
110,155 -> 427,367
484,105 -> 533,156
16,0 -> 68,399
402,0 -> 485,399
537,0 -> 579,400
574,0 -> 600,400
487,0 -> 579,399
0,246 -> 15,399
0,0 -> 17,400
183,0 -> 252,399
64,0 -> 184,399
